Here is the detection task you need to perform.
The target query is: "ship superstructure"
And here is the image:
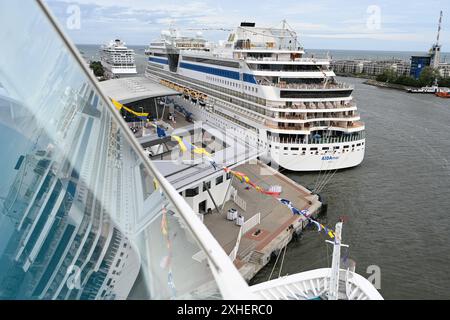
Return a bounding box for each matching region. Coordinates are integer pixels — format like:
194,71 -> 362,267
101,39 -> 137,78
145,22 -> 365,171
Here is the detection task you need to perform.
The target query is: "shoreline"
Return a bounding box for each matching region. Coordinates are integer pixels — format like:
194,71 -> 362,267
362,79 -> 411,91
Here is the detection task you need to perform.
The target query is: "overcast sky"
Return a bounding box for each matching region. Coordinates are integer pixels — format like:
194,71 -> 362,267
44,0 -> 450,52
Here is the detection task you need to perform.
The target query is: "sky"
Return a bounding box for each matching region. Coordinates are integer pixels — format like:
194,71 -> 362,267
44,0 -> 450,52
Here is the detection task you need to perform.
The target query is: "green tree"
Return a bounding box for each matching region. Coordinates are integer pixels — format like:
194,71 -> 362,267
418,66 -> 440,86
376,69 -> 397,83
89,61 -> 105,77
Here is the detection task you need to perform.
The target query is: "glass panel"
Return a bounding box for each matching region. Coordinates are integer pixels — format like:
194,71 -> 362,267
0,0 -> 224,300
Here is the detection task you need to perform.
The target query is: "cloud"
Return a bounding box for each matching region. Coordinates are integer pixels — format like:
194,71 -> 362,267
44,0 -> 450,51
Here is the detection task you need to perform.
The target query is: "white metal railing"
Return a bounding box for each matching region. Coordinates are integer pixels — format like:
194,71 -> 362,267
241,213 -> 261,236
245,57 -> 329,64
228,226 -> 242,262
37,0 -> 254,300
258,81 -> 353,90
233,191 -> 247,211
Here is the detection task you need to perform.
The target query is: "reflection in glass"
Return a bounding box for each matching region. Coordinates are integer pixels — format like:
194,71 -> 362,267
0,0 -> 239,300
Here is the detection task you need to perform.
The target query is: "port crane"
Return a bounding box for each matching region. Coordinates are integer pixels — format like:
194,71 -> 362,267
430,10 -> 443,68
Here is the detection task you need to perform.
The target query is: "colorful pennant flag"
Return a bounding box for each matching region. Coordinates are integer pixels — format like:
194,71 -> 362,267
172,135 -> 187,152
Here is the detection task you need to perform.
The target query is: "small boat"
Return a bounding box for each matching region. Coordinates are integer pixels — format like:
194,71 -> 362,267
436,89 -> 450,98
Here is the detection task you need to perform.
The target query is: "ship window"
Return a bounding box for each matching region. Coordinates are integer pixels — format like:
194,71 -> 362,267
310,147 -> 318,151
186,187 -> 199,197
216,175 -> 224,185
291,147 -> 299,151
203,181 -> 211,191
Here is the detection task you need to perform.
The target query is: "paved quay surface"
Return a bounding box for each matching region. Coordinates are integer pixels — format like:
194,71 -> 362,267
204,161 -> 321,280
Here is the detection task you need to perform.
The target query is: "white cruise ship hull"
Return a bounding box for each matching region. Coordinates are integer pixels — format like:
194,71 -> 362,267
270,141 -> 365,171
170,96 -> 365,172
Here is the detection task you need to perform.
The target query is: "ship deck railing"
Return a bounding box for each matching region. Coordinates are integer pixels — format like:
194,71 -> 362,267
267,134 -> 365,145
267,102 -> 357,111
245,57 -> 330,64
265,120 -> 364,132
258,81 -> 353,91
272,113 -> 360,121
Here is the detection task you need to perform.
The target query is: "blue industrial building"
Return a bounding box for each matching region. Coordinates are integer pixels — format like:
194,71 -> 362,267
410,55 -> 431,79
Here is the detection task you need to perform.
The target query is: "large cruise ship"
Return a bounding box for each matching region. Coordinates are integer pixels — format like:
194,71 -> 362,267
144,22 -> 365,171
101,39 -> 137,78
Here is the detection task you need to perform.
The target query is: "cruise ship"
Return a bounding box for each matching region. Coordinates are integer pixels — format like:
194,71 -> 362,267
144,22 -> 365,171
101,39 -> 137,78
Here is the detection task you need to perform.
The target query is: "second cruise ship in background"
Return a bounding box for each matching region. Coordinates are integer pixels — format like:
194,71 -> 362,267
145,22 -> 365,171
101,39 -> 137,78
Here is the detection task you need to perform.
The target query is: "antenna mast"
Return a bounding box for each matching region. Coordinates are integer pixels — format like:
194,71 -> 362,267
325,221 -> 348,300
436,10 -> 443,45
431,11 -> 443,68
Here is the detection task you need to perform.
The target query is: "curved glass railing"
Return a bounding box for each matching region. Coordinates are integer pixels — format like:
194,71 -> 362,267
0,0 -> 251,300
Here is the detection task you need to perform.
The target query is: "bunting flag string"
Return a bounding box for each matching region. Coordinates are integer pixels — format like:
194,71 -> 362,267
112,98 -> 336,240
171,135 -> 187,152
277,198 -> 335,239
111,98 -> 149,119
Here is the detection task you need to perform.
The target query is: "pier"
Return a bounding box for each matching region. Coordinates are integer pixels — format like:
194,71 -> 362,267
204,161 -> 321,280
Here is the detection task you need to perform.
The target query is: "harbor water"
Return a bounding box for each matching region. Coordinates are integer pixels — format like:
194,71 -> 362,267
251,77 -> 450,300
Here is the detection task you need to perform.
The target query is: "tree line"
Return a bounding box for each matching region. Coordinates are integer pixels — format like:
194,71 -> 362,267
376,66 -> 450,88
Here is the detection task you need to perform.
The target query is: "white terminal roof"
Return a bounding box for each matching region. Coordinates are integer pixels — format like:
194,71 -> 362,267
99,76 -> 180,104
150,123 -> 261,191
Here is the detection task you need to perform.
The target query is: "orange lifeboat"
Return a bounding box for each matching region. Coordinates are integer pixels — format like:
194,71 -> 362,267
436,91 -> 450,98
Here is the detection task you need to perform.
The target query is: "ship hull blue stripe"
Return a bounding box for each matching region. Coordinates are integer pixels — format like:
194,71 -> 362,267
180,62 -> 240,80
179,62 -> 257,84
148,57 -> 168,65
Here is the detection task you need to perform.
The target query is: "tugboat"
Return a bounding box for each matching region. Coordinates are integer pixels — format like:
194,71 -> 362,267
436,88 -> 450,98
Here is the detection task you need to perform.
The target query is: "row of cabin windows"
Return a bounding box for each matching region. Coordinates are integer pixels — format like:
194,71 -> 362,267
205,75 -> 258,93
274,142 -> 364,151
183,173 -> 231,197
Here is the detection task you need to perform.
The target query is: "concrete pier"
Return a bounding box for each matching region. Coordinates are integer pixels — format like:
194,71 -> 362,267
204,161 -> 321,281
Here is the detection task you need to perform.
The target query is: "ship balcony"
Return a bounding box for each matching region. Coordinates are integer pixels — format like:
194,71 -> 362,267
294,101 -> 356,110
276,82 -> 353,91
258,80 -> 352,90
268,131 -> 366,145
265,119 -> 364,133
253,70 -> 335,78
266,101 -> 357,112
273,113 -> 360,122
245,57 -> 330,65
